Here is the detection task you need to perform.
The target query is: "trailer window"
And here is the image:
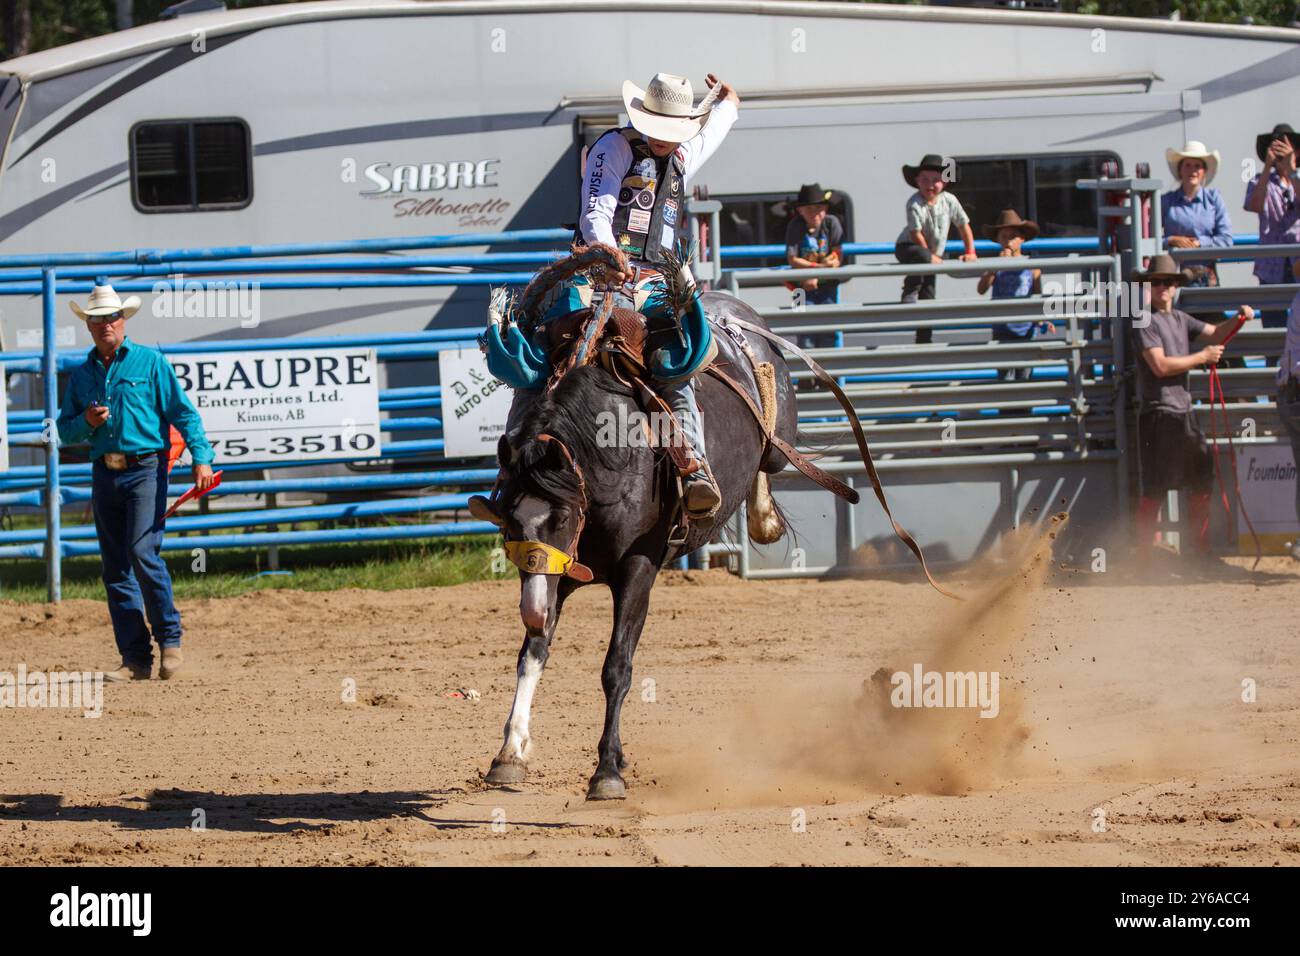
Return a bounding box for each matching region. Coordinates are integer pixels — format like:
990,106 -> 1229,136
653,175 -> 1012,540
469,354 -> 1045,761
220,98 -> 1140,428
131,119 -> 251,212
714,190 -> 854,268
950,152 -> 1118,238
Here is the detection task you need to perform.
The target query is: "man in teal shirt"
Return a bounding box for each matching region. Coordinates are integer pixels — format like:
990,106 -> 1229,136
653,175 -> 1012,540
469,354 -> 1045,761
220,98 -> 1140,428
56,283 -> 216,682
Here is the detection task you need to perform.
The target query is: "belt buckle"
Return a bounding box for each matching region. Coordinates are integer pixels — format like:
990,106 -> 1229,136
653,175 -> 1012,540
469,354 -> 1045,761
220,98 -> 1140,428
103,452 -> 127,471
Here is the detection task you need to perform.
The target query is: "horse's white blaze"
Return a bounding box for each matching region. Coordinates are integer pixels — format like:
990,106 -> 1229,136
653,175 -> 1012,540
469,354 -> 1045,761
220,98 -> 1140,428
514,495 -> 556,630
501,653 -> 543,763
520,572 -> 549,630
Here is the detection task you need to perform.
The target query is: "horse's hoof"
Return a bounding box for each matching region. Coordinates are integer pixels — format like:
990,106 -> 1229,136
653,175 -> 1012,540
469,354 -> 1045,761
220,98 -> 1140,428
586,774 -> 627,801
486,759 -> 526,786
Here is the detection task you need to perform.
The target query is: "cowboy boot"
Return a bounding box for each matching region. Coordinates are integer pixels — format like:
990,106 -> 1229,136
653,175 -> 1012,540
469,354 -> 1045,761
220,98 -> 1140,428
662,379 -> 721,517
159,647 -> 185,680
104,660 -> 151,682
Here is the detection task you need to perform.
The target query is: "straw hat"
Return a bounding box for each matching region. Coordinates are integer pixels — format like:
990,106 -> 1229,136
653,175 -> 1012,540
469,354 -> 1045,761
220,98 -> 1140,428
622,73 -> 713,143
982,208 -> 1039,241
1165,141 -> 1220,185
69,282 -> 141,320
1132,253 -> 1192,285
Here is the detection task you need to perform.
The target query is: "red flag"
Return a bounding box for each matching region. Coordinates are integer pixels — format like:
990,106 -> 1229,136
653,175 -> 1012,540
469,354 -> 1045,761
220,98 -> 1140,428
162,470 -> 224,521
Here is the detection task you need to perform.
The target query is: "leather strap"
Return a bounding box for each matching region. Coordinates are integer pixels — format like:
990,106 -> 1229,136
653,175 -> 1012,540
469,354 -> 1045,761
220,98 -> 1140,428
631,377 -> 698,476
705,365 -> 858,501
528,433 -> 594,582
717,316 -> 959,600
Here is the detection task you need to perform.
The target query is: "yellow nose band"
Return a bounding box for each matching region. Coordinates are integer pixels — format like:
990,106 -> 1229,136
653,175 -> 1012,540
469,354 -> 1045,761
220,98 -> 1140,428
504,540 -> 573,576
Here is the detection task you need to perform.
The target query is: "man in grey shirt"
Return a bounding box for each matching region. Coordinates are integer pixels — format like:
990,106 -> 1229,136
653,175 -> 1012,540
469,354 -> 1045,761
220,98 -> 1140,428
1133,254 -> 1251,566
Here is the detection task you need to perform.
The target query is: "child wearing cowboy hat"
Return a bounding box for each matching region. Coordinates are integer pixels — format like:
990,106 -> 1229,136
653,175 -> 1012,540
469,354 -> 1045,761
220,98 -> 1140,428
976,209 -> 1053,381
893,153 -> 976,343
1161,140 -> 1232,288
784,182 -> 845,350
1130,254 -> 1253,569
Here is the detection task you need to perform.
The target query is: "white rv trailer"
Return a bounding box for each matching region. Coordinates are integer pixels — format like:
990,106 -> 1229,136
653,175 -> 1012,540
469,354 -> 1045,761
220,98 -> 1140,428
0,0 -> 1296,350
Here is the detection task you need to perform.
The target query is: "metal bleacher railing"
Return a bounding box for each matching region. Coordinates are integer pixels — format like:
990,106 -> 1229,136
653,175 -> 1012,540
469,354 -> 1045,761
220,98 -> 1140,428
0,216 -> 1291,597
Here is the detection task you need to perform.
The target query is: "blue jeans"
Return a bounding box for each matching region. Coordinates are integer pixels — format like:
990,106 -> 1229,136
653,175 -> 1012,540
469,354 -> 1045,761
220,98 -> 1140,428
91,455 -> 182,666
1279,382 -> 1300,527
1261,265 -> 1295,329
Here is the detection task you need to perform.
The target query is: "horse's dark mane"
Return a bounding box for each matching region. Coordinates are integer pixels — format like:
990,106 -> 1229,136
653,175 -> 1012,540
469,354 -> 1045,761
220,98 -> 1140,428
507,366 -> 636,508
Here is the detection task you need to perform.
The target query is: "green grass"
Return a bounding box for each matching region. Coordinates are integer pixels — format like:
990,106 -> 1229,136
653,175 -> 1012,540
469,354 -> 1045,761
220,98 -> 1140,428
0,536 -> 506,603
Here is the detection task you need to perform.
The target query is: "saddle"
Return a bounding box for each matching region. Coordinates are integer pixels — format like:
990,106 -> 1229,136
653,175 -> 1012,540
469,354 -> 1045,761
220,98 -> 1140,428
544,304 -> 708,478
484,246 -> 951,589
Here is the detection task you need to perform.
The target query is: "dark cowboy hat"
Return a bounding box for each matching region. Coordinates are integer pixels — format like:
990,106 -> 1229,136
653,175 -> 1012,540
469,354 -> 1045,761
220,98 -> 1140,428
982,208 -> 1039,241
794,182 -> 832,207
902,153 -> 947,188
1255,123 -> 1299,162
1132,253 -> 1192,285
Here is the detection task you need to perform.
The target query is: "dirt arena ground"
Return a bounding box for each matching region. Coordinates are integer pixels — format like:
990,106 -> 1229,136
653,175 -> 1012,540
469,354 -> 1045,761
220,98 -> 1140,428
2,534 -> 1299,867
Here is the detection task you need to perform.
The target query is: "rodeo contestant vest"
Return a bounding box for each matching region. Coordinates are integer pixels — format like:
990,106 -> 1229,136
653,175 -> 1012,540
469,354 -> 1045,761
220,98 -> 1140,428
600,126 -> 686,267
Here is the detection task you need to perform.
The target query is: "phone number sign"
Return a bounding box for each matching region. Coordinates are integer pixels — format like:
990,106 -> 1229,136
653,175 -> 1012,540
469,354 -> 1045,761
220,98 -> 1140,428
439,347 -> 511,458
171,348 -> 381,463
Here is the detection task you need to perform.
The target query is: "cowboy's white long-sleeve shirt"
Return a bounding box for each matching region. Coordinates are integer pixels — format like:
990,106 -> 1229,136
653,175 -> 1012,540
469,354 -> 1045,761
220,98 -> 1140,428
579,99 -> 739,257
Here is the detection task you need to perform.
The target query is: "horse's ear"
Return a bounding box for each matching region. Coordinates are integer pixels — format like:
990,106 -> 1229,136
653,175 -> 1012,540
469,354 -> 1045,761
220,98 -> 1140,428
497,435 -> 514,469
541,438 -> 566,466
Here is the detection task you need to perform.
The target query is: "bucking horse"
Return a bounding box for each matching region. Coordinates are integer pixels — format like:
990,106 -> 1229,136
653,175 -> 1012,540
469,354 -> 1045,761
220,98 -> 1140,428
469,244 -> 949,799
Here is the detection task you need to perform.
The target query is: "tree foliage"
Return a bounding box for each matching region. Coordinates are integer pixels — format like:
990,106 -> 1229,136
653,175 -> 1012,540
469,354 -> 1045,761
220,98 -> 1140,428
2,0 -> 1297,60
1,0 -> 299,58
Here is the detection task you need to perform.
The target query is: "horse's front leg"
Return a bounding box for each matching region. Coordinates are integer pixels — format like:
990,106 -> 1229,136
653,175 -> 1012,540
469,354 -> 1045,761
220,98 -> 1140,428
588,554 -> 657,800
486,575 -> 574,786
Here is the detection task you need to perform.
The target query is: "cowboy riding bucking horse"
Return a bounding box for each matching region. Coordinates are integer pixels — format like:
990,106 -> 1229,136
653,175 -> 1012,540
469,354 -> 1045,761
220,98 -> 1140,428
487,71 -> 740,516
472,71 -> 949,799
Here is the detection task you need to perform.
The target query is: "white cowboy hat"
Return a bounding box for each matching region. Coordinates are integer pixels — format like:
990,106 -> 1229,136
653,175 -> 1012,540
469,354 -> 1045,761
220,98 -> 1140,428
621,73 -> 713,143
1165,141 -> 1220,185
69,282 -> 141,320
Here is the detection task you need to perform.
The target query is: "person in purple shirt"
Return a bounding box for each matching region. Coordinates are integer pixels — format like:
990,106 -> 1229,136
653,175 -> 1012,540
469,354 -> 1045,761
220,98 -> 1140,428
1244,123 -> 1300,329
1161,141 -> 1232,288
1278,288 -> 1300,561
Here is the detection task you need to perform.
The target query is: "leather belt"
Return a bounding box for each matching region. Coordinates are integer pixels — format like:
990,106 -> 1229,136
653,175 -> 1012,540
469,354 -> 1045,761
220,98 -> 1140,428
101,450 -> 163,471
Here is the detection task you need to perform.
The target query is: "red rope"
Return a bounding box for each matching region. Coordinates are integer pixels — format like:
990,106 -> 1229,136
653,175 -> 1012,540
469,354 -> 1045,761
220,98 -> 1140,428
1205,317 -> 1261,569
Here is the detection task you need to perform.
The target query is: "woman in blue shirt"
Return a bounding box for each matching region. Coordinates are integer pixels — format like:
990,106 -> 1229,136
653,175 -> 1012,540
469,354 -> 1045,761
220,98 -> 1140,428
1161,141 -> 1233,287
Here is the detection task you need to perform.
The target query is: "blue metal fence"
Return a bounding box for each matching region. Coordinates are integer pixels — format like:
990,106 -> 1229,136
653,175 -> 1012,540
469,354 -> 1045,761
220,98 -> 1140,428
0,225 -> 1279,599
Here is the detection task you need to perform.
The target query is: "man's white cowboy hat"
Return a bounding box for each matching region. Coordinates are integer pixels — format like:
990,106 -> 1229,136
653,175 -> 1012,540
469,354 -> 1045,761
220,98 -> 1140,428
1165,141 -> 1220,185
621,73 -> 714,143
69,282 -> 142,320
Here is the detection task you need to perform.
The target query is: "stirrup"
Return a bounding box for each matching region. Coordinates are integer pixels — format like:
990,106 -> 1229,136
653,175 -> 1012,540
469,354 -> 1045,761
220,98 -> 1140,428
665,476 -> 691,551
